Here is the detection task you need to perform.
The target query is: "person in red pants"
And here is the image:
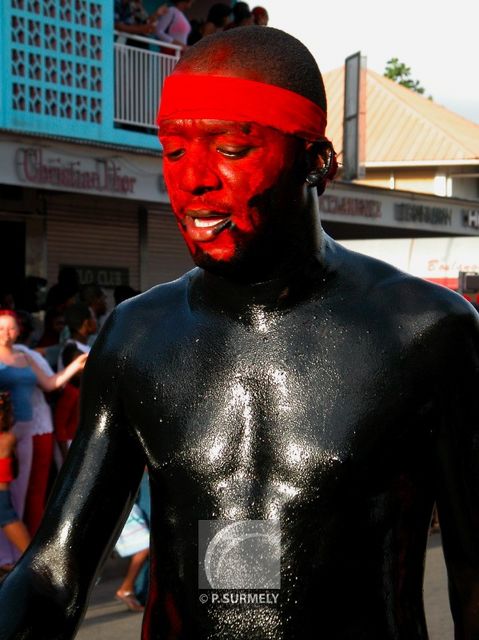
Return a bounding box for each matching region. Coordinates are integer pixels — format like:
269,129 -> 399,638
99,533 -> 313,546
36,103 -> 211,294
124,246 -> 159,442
14,344 -> 56,536
53,365 -> 81,463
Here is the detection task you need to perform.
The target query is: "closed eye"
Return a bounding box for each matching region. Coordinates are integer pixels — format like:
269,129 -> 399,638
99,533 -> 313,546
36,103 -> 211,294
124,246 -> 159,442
216,146 -> 252,159
165,148 -> 185,160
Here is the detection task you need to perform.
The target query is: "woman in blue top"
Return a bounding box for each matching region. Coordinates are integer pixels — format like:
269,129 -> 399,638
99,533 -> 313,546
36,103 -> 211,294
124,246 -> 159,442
0,311 -> 87,572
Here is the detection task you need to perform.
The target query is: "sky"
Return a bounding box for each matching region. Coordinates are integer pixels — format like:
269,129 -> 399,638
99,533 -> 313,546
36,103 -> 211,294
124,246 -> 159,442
268,0 -> 479,124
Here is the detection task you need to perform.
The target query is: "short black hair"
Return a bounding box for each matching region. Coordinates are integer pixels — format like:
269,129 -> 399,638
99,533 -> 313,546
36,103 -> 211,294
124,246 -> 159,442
207,2 -> 232,26
79,284 -> 103,305
114,285 -> 139,306
177,26 -> 327,113
61,343 -> 82,369
58,266 -> 79,287
14,309 -> 34,343
232,1 -> 251,21
64,302 -> 91,333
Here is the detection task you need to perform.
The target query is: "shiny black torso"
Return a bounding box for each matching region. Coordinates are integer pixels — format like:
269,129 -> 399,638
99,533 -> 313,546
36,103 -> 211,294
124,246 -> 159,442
108,238 -> 461,639
1,236 -> 478,640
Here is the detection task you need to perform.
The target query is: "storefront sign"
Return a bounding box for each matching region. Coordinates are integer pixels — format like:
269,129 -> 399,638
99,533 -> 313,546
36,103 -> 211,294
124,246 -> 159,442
463,209 -> 479,229
319,195 -> 382,218
17,148 -> 137,195
394,204 -> 452,226
317,182 -> 479,235
340,236 -> 479,291
0,137 -> 169,202
62,264 -> 129,288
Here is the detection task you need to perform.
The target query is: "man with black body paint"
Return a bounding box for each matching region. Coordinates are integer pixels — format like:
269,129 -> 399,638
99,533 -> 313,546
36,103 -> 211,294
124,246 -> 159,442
1,27 -> 479,640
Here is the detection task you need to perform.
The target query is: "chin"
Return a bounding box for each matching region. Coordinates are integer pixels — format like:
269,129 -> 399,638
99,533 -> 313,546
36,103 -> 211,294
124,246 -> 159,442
198,244 -> 236,263
186,224 -> 283,282
192,249 -> 235,273
190,245 -> 240,276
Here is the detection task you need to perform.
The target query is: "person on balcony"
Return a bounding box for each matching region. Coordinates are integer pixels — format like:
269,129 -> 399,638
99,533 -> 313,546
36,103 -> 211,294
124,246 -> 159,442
224,1 -> 253,28
114,0 -> 168,41
252,5 -> 268,26
187,3 -> 232,45
154,0 -> 194,51
202,3 -> 233,36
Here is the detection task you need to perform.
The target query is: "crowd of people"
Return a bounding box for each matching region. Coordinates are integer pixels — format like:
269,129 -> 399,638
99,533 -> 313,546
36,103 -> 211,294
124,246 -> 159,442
114,0 -> 269,51
0,269 -> 140,578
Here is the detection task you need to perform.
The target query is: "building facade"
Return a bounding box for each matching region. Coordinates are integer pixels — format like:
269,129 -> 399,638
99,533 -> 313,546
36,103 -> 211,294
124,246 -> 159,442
0,0 -> 193,303
323,66 -> 479,201
1,1 -> 478,305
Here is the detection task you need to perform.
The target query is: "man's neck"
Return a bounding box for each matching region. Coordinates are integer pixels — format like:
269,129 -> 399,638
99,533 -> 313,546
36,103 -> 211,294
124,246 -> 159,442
189,195 -> 328,316
208,188 -> 323,276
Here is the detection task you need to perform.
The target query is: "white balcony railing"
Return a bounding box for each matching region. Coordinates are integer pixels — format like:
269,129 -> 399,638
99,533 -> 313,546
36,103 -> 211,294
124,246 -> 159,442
114,33 -> 182,131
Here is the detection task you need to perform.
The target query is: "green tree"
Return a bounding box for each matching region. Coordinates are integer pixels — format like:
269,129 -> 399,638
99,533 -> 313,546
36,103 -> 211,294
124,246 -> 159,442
384,57 -> 426,95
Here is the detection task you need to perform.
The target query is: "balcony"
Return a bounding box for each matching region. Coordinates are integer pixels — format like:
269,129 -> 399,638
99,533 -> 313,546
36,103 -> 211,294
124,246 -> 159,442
0,0 -> 181,151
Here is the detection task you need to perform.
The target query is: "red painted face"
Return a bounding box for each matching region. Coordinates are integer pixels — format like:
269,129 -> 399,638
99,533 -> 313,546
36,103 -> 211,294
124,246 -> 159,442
160,119 -> 306,269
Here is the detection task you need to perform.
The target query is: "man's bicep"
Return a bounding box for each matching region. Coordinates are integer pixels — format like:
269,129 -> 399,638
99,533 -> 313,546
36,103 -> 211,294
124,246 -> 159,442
0,320 -> 145,638
32,325 -> 144,580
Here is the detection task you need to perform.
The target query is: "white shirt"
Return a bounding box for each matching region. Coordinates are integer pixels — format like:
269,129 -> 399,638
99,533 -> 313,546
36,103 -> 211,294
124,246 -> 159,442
14,344 -> 54,436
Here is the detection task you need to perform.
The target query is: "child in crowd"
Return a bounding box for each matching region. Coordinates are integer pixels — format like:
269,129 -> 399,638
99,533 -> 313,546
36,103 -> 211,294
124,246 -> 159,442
0,391 -> 30,575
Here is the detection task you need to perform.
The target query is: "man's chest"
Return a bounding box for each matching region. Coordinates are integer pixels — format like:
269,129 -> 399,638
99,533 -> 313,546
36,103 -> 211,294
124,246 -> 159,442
123,309 -> 433,507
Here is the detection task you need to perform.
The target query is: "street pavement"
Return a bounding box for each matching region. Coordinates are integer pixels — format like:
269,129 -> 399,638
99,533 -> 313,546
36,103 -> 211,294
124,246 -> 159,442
76,556 -> 143,640
76,531 -> 453,639
424,532 -> 454,639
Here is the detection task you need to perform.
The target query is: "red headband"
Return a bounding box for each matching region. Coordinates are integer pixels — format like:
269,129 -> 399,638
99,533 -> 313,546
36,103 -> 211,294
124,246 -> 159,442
157,74 -> 327,141
0,310 -> 17,319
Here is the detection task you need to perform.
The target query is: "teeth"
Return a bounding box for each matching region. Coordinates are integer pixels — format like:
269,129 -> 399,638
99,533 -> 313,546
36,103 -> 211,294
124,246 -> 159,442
193,217 -> 224,228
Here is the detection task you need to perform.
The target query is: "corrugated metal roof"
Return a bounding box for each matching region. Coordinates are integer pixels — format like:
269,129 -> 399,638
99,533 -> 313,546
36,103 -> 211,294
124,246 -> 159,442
323,67 -> 479,164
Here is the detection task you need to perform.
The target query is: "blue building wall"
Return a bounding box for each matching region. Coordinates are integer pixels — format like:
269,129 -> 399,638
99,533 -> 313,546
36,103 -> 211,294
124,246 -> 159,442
0,0 -> 161,151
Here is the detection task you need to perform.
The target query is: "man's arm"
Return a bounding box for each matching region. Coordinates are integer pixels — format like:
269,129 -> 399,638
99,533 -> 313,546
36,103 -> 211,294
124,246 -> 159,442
0,310 -> 145,639
115,21 -> 156,35
432,305 -> 479,638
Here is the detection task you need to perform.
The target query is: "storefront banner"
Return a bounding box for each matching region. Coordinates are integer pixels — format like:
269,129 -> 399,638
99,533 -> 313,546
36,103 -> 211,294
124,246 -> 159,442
320,182 -> 479,236
339,236 -> 479,289
1,137 -> 169,203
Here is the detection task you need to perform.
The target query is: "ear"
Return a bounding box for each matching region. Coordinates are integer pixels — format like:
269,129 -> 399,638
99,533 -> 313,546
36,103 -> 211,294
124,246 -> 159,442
304,139 -> 337,194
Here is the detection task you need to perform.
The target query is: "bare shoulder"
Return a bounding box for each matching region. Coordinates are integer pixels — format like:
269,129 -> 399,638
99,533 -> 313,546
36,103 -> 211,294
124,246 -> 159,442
115,268 -> 195,321
91,269 -> 196,356
327,236 -> 479,338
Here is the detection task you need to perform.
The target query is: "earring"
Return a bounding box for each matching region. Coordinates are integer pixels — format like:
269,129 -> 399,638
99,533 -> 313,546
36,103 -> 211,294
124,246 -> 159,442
305,149 -> 332,187
305,165 -> 329,187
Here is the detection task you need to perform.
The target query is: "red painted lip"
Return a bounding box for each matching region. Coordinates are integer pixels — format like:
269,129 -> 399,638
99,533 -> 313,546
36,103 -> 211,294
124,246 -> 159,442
183,210 -> 232,242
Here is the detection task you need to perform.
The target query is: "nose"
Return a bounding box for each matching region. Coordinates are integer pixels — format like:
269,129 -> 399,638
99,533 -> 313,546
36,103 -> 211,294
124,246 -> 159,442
179,151 -> 221,195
